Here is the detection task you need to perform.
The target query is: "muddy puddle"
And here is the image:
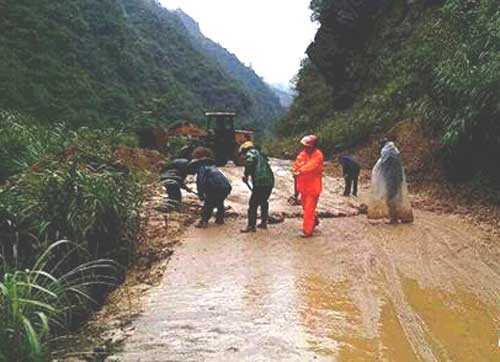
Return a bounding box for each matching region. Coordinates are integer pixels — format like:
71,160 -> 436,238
109,160 -> 499,361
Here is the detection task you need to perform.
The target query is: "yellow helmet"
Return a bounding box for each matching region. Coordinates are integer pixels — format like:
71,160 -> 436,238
239,141 -> 254,154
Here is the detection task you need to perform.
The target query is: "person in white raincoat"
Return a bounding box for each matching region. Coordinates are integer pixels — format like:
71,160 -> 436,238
368,139 -> 414,224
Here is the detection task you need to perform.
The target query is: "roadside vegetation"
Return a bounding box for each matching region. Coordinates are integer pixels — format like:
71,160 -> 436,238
275,0 -> 499,186
0,111 -> 155,360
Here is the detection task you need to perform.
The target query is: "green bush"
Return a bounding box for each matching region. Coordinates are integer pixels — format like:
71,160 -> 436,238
0,112 -> 139,181
1,152 -> 145,270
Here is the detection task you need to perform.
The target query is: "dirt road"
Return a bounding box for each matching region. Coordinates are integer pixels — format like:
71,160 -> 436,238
112,160 -> 499,361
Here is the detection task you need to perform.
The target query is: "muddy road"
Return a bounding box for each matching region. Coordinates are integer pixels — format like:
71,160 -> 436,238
113,160 -> 499,361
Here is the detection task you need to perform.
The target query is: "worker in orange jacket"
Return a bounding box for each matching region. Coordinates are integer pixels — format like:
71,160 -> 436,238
293,135 -> 324,237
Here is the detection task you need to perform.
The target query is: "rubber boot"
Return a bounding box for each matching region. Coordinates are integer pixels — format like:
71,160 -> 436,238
240,226 -> 256,233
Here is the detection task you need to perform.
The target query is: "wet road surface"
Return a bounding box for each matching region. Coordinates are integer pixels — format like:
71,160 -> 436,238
112,160 -> 499,361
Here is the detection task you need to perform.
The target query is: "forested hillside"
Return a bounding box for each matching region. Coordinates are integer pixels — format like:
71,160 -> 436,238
175,9 -> 284,129
278,0 -> 499,184
0,0 -> 282,127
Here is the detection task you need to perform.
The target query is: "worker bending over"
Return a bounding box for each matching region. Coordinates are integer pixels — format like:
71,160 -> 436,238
293,135 -> 324,238
188,157 -> 232,229
161,159 -> 192,205
239,142 -> 275,233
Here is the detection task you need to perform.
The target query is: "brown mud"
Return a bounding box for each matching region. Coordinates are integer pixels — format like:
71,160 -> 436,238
75,160 -> 499,361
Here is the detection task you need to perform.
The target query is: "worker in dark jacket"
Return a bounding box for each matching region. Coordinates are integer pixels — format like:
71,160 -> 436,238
239,141 -> 275,233
339,155 -> 360,197
161,159 -> 191,204
188,158 -> 232,228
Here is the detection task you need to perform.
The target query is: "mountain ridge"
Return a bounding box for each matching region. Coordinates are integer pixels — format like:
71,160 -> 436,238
0,0 -> 282,129
174,9 -> 284,130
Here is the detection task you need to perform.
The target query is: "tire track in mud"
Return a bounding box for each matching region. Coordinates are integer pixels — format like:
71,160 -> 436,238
415,216 -> 500,304
367,222 -> 440,362
367,212 -> 500,361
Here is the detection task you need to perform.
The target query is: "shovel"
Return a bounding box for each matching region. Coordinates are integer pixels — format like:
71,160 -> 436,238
182,185 -> 203,200
243,179 -> 253,191
288,175 -> 300,206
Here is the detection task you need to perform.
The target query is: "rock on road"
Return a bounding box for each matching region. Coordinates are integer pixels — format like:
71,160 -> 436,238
112,160 -> 500,361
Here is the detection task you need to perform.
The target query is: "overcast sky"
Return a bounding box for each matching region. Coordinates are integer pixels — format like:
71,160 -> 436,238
159,0 -> 318,86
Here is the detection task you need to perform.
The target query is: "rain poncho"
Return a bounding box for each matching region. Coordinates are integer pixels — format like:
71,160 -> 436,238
368,142 -> 413,223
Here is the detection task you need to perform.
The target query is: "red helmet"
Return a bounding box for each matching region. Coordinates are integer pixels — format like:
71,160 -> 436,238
300,135 -> 318,147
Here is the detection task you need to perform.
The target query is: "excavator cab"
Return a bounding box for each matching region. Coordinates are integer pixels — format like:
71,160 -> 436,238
205,112 -> 251,166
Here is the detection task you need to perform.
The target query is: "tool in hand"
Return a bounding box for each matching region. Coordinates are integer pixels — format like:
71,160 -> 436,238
182,185 -> 201,199
243,179 -> 253,191
288,175 -> 301,206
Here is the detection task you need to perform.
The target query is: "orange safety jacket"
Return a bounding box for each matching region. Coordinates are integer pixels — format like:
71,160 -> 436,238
293,148 -> 324,197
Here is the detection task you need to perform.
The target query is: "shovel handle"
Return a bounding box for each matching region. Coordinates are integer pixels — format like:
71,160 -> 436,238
244,180 -> 253,191
294,175 -> 298,198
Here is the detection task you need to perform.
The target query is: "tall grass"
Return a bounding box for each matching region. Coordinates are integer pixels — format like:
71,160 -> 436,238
0,113 -> 145,268
0,241 -> 120,361
0,112 -> 149,360
0,111 -> 66,181
15,162 -> 144,265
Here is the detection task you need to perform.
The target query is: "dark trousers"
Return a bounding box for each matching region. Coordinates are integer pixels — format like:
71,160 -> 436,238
201,194 -> 228,223
343,171 -> 359,196
248,186 -> 273,228
165,183 -> 182,203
